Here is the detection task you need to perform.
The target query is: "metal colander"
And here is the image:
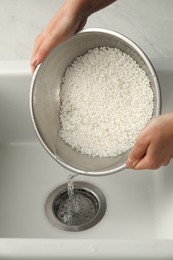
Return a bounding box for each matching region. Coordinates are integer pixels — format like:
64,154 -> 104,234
30,28 -> 161,176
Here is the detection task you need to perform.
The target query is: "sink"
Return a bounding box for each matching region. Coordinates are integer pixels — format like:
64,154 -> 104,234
0,59 -> 173,259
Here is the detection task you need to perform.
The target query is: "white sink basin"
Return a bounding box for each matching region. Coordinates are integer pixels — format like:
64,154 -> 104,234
0,60 -> 173,259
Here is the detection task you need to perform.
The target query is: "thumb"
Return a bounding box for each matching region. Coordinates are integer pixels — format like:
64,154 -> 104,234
126,138 -> 149,169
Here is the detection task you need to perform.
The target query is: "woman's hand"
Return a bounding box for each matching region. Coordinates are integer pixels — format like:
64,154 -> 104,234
126,113 -> 173,170
30,0 -> 116,73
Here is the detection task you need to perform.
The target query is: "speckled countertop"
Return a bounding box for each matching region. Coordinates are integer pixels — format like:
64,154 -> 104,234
0,0 -> 173,62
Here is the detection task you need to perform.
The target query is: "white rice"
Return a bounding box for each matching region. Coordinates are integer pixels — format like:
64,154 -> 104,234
59,47 -> 154,157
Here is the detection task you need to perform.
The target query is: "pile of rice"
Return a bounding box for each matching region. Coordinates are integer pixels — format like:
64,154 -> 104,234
59,47 -> 154,157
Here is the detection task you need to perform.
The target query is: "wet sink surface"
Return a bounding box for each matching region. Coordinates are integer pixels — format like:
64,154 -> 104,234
0,60 -> 173,259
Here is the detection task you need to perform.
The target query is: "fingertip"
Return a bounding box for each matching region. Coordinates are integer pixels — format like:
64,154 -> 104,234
31,56 -> 42,74
31,58 -> 37,67
126,158 -> 134,168
126,158 -> 139,169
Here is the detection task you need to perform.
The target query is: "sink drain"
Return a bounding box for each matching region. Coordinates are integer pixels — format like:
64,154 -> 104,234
45,182 -> 106,231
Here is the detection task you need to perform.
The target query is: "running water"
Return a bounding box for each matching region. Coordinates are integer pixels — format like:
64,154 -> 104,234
67,173 -> 77,198
54,142 -> 77,200
67,173 -> 81,214
54,144 -> 91,223
52,160 -> 96,225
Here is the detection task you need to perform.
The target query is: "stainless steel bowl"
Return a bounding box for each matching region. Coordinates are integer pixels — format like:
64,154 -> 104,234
30,28 -> 161,176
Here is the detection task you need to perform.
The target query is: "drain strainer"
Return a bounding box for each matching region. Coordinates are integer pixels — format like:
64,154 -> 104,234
45,182 -> 106,231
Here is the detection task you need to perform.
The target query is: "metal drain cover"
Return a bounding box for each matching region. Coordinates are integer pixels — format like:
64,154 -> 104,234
45,182 -> 106,231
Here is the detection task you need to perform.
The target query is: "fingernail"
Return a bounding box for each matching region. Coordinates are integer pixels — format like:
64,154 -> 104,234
31,58 -> 37,66
126,158 -> 133,168
126,159 -> 138,168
